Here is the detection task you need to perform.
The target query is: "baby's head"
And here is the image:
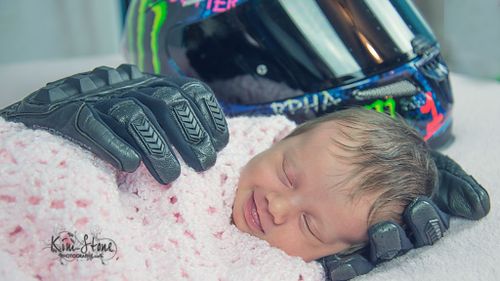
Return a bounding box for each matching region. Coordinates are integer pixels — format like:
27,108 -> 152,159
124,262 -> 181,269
231,107 -> 437,262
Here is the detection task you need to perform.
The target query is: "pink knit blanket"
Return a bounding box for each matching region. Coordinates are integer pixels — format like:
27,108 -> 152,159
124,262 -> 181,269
0,116 -> 324,281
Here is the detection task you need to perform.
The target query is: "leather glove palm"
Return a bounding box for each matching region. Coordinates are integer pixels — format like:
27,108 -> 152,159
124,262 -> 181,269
0,64 -> 229,184
320,151 -> 490,281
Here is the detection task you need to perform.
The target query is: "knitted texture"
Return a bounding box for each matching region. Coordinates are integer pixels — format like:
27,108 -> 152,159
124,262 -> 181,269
0,116 -> 324,281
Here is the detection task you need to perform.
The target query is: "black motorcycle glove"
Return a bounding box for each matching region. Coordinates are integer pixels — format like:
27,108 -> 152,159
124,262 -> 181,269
0,64 -> 229,184
430,150 -> 490,220
320,151 -> 490,281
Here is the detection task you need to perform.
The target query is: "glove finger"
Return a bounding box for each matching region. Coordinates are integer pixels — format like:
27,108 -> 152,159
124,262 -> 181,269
94,97 -> 181,184
319,253 -> 374,281
159,76 -> 229,151
125,85 -> 217,171
73,102 -> 142,172
368,221 -> 414,264
403,196 -> 449,248
4,101 -> 142,172
431,150 -> 490,220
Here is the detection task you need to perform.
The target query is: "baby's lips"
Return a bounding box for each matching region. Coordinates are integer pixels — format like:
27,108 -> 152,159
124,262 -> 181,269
252,193 -> 264,234
254,191 -> 269,234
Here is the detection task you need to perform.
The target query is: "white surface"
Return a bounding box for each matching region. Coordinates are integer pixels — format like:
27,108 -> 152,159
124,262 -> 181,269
0,0 -> 122,64
414,0 -> 500,80
0,56 -> 499,280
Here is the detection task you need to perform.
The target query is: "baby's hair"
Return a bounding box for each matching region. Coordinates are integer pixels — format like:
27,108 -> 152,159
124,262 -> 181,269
285,107 -> 437,255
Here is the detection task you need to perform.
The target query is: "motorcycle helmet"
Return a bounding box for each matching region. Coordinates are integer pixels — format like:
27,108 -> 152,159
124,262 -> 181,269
123,0 -> 453,148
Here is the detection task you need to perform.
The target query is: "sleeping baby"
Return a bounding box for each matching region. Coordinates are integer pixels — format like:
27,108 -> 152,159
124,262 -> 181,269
0,65 -> 489,281
232,107 -> 436,262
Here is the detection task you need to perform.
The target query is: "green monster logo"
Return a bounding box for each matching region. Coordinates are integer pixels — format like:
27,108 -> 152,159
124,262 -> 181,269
128,0 -> 167,74
364,98 -> 396,117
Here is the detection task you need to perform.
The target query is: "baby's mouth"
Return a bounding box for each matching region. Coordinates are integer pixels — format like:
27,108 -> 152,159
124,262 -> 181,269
244,191 -> 264,234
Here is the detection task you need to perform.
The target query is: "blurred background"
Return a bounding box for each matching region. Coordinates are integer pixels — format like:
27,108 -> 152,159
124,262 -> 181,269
0,0 -> 499,81
0,0 -> 124,64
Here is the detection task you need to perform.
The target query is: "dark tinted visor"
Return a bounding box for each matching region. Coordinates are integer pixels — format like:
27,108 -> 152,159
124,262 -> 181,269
167,0 -> 436,103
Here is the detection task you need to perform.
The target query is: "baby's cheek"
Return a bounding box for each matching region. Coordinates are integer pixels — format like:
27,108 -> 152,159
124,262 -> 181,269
231,186 -> 248,232
265,231 -> 314,260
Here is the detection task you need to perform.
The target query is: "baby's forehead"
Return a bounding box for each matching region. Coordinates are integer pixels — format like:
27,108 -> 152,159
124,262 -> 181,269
294,120 -> 357,156
291,125 -> 361,187
303,119 -> 356,139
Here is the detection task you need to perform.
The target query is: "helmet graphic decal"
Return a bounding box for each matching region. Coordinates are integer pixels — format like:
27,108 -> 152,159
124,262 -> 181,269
150,1 -> 168,73
420,91 -> 444,141
365,98 -> 396,118
131,0 -> 168,73
270,91 -> 342,116
205,0 -> 239,12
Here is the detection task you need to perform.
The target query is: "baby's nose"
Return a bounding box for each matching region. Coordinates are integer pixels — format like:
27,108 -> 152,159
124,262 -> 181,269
266,191 -> 296,225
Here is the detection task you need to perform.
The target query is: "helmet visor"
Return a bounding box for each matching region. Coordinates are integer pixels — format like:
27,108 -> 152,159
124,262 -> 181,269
167,0 -> 436,104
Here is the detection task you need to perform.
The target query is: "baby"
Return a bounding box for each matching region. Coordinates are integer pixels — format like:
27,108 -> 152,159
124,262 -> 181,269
231,107 -> 436,262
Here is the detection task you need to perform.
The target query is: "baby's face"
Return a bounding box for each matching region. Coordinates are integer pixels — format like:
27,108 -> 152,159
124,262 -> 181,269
232,122 -> 378,262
